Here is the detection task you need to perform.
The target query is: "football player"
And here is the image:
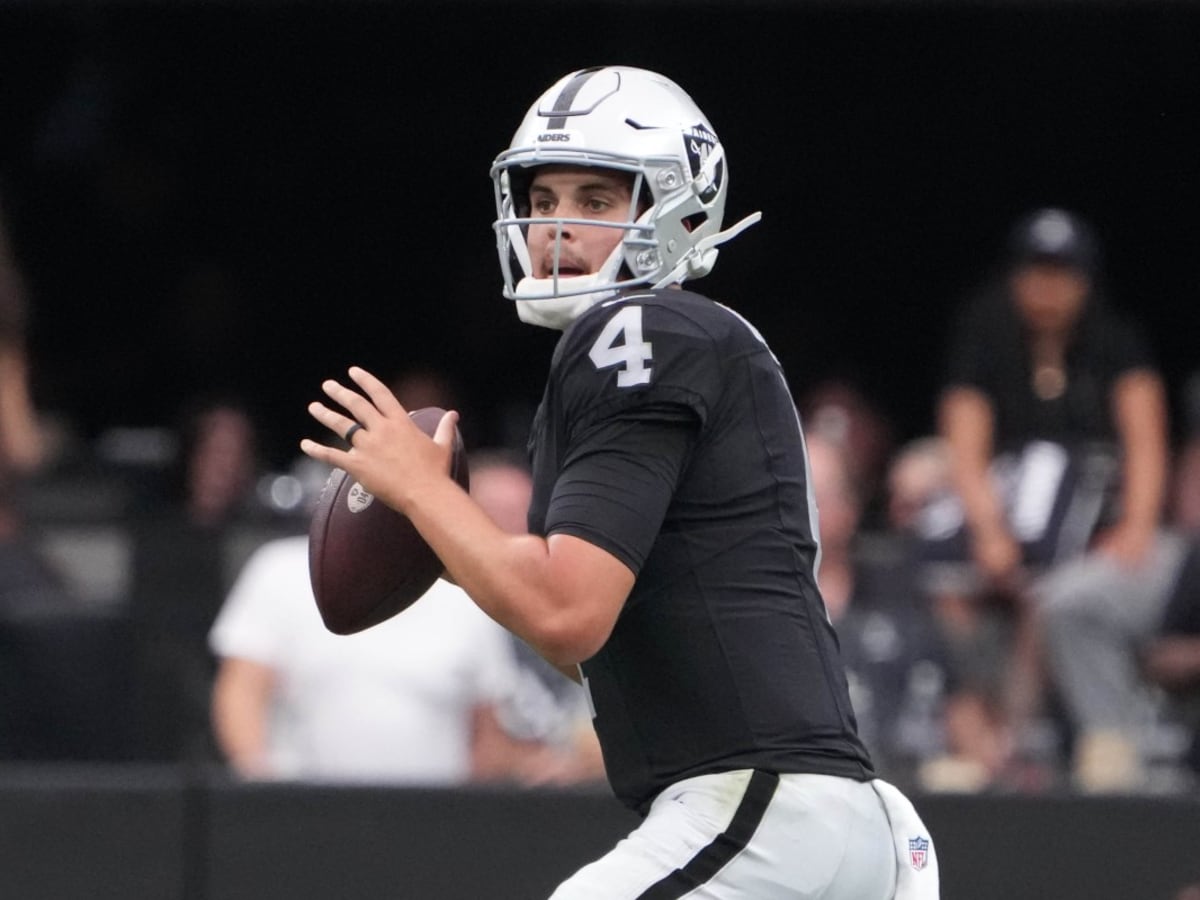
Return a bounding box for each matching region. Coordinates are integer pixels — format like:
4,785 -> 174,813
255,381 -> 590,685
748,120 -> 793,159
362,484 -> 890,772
302,66 -> 938,899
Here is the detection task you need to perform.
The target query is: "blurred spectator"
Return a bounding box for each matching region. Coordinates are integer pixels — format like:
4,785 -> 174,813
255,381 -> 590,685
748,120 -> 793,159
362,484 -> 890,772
206,448 -> 577,785
1170,372 -> 1200,533
885,436 -> 954,536
1141,538 -> 1200,783
935,207 -> 1182,791
0,195 -> 53,600
0,194 -> 112,760
798,378 -> 896,528
127,396 -> 266,763
384,365 -> 533,456
208,536 -> 531,784
389,367 -> 460,415
1172,438 -> 1200,534
890,436 -> 1029,789
0,197 -> 46,494
1157,375 -> 1200,781
879,436 -> 1017,790
806,432 -> 954,788
470,450 -> 606,788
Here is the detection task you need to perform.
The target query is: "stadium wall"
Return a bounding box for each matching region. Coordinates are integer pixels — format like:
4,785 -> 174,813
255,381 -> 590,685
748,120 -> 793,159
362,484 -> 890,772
0,765 -> 1197,899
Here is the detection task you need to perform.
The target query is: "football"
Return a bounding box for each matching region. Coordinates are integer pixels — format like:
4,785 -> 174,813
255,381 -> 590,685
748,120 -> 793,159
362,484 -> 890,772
308,407 -> 469,635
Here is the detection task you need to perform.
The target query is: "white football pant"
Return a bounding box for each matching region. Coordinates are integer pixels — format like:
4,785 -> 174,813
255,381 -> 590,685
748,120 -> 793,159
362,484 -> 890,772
550,770 -> 939,899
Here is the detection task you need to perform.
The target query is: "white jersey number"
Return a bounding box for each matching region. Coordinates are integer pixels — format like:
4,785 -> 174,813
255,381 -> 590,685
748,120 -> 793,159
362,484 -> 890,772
588,306 -> 653,387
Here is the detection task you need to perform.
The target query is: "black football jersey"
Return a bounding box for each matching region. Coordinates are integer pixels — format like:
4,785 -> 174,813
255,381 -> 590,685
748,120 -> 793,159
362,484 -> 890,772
527,288 -> 874,813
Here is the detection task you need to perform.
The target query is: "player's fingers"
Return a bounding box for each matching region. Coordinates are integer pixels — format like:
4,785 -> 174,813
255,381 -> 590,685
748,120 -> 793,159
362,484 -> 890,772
347,366 -> 407,417
308,400 -> 359,443
299,437 -> 347,467
320,378 -> 383,428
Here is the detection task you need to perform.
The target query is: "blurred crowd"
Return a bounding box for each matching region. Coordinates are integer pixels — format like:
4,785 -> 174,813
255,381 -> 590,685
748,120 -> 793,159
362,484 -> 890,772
1,187 -> 1198,798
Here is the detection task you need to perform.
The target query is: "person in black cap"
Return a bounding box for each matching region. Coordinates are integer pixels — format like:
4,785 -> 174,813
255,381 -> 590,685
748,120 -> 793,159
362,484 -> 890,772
932,207 -> 1183,791
1006,207 -> 1100,276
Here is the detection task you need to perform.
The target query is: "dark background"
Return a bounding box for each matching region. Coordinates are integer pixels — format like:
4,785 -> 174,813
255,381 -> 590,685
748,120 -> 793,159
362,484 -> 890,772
1,1 -> 1198,467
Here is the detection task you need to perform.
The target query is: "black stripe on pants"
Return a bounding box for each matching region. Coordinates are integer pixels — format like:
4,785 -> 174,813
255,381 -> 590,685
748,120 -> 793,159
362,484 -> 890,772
636,770 -> 780,900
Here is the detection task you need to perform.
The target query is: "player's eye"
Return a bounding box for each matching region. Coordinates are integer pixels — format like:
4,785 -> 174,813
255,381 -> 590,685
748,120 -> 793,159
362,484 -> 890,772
530,195 -> 556,215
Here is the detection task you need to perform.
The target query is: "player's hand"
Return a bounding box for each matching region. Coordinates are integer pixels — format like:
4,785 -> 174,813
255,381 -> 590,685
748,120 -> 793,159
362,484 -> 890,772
299,365 -> 460,513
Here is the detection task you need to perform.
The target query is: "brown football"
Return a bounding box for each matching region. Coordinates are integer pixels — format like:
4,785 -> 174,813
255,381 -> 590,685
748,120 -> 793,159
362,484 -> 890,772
308,407 -> 469,634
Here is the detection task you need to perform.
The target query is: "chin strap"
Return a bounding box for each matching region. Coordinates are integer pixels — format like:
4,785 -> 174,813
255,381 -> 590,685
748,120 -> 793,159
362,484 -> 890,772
513,274 -> 618,330
514,210 -> 763,330
653,211 -> 763,288
511,236 -> 631,330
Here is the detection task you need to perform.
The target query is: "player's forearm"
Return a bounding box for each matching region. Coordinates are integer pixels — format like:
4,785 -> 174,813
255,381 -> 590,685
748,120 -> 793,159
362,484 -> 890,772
403,477 -> 620,665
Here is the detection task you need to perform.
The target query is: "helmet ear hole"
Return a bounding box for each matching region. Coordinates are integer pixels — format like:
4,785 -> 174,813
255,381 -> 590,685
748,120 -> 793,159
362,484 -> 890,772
682,212 -> 707,234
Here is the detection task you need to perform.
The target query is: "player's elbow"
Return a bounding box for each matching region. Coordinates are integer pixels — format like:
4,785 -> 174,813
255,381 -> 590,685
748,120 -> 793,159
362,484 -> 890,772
517,535 -> 630,665
527,611 -> 611,668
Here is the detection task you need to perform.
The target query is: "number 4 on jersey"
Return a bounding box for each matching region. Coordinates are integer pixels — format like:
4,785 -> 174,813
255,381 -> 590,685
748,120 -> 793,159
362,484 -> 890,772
588,305 -> 653,387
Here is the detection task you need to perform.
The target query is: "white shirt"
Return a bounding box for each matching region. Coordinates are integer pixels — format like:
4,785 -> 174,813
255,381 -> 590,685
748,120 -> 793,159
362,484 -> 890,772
209,535 -> 518,784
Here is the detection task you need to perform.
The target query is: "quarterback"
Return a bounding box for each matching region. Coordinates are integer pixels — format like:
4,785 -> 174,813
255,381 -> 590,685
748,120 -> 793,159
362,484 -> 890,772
302,66 -> 939,898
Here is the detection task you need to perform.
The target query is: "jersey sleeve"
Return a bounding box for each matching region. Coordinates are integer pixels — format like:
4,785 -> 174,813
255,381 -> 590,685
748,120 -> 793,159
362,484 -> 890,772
544,297 -> 726,573
547,412 -> 697,574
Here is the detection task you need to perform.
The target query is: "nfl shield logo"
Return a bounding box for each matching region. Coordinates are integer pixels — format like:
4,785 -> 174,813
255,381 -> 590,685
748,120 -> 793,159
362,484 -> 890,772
908,835 -> 930,871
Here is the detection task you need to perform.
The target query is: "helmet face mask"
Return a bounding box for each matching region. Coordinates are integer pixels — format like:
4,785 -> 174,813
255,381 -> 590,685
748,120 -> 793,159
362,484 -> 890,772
493,159 -> 656,295
491,66 -> 758,330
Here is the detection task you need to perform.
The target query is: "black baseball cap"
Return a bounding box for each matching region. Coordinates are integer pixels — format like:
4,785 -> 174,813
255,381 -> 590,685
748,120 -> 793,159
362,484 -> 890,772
1007,208 -> 1100,276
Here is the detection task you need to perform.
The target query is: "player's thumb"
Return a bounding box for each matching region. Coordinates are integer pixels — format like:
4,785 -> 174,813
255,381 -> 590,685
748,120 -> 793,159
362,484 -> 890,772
433,409 -> 460,453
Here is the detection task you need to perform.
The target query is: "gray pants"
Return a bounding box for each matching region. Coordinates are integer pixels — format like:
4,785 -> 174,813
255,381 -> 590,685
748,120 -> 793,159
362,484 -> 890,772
1036,531 -> 1188,737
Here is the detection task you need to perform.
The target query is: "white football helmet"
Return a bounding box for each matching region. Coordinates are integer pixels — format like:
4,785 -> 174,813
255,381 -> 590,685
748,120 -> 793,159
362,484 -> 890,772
491,66 -> 761,329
